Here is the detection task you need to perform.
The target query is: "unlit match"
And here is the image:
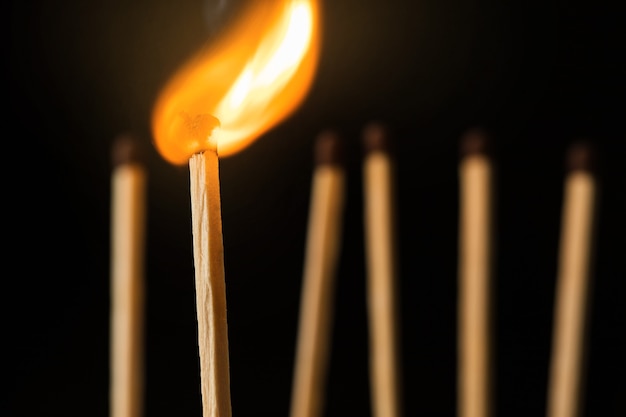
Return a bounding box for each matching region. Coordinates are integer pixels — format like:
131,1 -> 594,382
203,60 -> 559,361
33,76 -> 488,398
189,142 -> 232,417
110,135 -> 147,417
362,122 -> 402,417
457,129 -> 494,417
290,131 -> 346,417
547,142 -> 598,417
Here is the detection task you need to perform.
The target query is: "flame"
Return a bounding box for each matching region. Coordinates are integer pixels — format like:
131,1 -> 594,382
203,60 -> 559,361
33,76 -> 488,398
152,0 -> 321,164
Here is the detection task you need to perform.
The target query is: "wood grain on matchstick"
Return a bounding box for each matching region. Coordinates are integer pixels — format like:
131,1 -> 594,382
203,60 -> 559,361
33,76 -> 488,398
189,148 -> 232,417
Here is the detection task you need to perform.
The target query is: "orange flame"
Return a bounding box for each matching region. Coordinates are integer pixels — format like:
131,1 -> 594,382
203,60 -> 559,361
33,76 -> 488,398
152,0 -> 321,164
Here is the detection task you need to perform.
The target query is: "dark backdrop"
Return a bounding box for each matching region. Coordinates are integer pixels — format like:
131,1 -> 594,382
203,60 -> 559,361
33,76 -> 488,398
8,0 -> 625,416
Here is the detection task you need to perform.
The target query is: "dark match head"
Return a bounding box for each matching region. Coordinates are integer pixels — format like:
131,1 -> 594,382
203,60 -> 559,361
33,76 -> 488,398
112,133 -> 143,167
362,121 -> 392,154
459,128 -> 491,158
566,141 -> 596,173
315,130 -> 344,166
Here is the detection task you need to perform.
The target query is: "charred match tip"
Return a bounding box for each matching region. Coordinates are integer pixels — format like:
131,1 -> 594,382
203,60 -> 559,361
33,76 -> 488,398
566,141 -> 596,173
315,130 -> 344,166
459,128 -> 491,158
112,134 -> 143,167
362,121 -> 391,154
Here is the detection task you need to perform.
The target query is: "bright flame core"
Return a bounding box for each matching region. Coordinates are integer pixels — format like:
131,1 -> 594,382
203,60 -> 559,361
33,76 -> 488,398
152,0 -> 321,164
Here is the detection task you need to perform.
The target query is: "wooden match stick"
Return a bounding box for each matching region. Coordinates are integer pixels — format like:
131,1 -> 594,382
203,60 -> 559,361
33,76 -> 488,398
189,142 -> 232,417
289,131 -> 346,417
547,142 -> 597,417
458,129 -> 494,417
110,134 -> 147,417
362,122 -> 402,417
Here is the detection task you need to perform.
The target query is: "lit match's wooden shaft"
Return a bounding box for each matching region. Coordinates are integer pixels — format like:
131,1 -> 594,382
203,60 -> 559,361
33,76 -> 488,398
110,137 -> 146,417
363,123 -> 402,417
458,131 -> 493,417
189,149 -> 232,417
547,145 -> 596,417
290,132 -> 345,417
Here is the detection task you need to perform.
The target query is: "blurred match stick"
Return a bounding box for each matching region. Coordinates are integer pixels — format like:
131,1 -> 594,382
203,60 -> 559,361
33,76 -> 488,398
547,142 -> 598,417
110,134 -> 147,417
189,144 -> 232,417
289,131 -> 346,417
458,129 -> 494,417
362,122 -> 402,417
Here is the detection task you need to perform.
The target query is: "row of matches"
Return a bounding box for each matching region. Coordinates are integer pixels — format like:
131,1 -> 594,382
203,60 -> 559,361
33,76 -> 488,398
109,123 -> 597,417
295,124 -> 596,417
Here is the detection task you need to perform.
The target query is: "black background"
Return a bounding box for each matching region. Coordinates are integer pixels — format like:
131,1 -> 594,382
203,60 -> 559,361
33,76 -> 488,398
8,0 -> 625,416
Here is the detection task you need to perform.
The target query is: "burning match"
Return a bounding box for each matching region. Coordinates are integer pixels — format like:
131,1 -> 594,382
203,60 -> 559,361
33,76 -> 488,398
150,1 -> 322,416
189,130 -> 232,417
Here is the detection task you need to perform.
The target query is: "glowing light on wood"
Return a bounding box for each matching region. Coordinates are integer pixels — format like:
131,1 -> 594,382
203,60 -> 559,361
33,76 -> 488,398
151,3 -> 321,416
152,0 -> 321,164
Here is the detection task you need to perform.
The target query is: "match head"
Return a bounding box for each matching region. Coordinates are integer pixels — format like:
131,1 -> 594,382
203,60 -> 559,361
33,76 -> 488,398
459,128 -> 491,158
112,134 -> 143,167
362,121 -> 392,154
566,141 -> 596,173
315,130 -> 344,166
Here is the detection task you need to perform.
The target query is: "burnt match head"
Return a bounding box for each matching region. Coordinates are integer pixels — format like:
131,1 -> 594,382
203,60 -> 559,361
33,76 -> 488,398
566,141 -> 596,173
362,121 -> 392,154
112,134 -> 143,167
315,130 -> 344,166
459,127 -> 491,158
